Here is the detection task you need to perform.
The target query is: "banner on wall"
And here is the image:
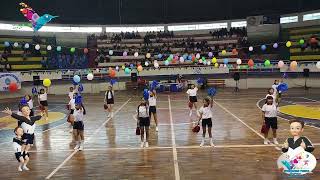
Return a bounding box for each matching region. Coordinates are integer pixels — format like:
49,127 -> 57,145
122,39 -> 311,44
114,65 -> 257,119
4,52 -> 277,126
0,73 -> 22,91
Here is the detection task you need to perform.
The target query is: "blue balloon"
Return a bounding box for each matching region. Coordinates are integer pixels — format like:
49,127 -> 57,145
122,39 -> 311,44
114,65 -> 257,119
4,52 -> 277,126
72,80 -> 79,86
188,55 -> 192,60
73,75 -> 81,83
183,54 -> 188,60
197,78 -> 204,85
261,45 -> 267,51
208,88 -> 216,96
32,87 -> 38,95
130,64 -> 134,68
75,95 -> 82,105
277,83 -> 288,92
110,79 -> 117,85
20,97 -> 28,105
78,84 -> 84,92
151,80 -> 159,90
223,58 -> 229,64
158,54 -> 163,59
4,41 -> 10,47
143,89 -> 149,100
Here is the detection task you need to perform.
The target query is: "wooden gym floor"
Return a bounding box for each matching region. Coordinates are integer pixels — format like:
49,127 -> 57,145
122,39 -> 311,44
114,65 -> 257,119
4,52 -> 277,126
0,88 -> 320,180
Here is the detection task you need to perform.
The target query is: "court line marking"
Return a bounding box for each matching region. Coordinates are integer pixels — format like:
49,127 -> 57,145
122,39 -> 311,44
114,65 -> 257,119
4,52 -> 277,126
5,143 -> 320,153
300,97 -> 319,102
213,99 -> 282,151
45,98 -> 131,180
256,97 -> 320,130
168,95 -> 180,180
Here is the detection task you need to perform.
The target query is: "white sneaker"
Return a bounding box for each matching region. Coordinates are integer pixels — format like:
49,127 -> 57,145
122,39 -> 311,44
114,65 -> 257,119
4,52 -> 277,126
156,126 -> 159,132
210,140 -> 215,147
74,144 -> 80,150
189,111 -> 192,117
18,166 -> 22,172
264,139 -> 269,145
145,142 -> 149,148
140,142 -> 144,148
273,138 -> 279,145
200,140 -> 205,147
79,145 -> 84,151
23,165 -> 30,171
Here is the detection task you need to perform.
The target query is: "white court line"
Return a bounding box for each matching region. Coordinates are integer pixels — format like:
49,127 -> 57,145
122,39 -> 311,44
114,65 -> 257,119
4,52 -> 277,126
300,97 -> 319,102
2,143 -> 320,153
256,98 -> 320,130
168,95 -> 180,180
213,99 -> 282,151
45,98 -> 131,180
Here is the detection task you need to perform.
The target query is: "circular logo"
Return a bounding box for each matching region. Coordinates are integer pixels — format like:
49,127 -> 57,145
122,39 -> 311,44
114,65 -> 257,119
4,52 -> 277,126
277,147 -> 317,175
4,78 -> 11,85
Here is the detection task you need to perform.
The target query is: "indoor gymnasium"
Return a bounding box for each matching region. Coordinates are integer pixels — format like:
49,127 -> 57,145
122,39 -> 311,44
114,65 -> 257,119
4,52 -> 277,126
0,0 -> 320,179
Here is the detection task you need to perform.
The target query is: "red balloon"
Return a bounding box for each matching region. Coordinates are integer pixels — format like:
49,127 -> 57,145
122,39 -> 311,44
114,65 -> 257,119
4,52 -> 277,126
84,48 -> 89,54
310,37 -> 318,44
109,70 -> 116,78
248,59 -> 254,67
8,82 -> 18,93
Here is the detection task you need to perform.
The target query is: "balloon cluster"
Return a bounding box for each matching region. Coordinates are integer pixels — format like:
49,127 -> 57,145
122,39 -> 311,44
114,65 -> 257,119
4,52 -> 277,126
150,80 -> 159,90
277,83 -> 289,93
75,94 -> 82,105
110,79 -> 117,85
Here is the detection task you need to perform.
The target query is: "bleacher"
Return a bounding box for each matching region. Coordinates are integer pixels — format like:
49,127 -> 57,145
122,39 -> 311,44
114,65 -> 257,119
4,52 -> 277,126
0,35 -> 54,71
286,26 -> 320,61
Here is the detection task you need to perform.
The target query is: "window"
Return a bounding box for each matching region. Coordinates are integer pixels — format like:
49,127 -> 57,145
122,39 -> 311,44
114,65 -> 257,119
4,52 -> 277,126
40,26 -> 102,33
280,16 -> 298,24
231,21 -> 247,27
168,23 -> 227,31
168,24 -> 197,31
303,12 -> 320,21
198,23 -> 227,30
105,26 -> 164,32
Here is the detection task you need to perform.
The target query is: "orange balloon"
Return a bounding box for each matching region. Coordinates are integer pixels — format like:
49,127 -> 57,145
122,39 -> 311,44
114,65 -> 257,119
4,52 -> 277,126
248,59 -> 254,67
232,48 -> 238,55
137,65 -> 143,72
109,70 -> 116,78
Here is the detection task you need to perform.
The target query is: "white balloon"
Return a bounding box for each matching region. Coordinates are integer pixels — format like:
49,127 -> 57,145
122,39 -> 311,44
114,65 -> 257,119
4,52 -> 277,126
95,68 -> 100,73
145,61 -> 149,66
24,43 -> 29,49
249,46 -> 253,51
199,59 -> 203,64
109,50 -> 113,55
278,60 -> 284,68
87,73 -> 94,81
196,53 -> 200,59
146,53 -> 151,58
13,42 -> 19,47
236,59 -> 242,65
35,44 -> 40,50
207,61 -> 211,66
316,61 -> 320,69
179,57 -> 184,63
134,52 -> 139,57
115,66 -> 119,71
154,63 -> 159,68
47,45 -> 52,51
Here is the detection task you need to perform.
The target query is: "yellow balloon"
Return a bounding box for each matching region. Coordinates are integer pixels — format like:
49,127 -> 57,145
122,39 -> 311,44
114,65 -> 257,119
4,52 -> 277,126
43,79 -> 51,87
222,50 -> 227,55
214,63 -> 219,68
212,57 -> 217,64
122,65 -> 125,70
286,41 -> 292,47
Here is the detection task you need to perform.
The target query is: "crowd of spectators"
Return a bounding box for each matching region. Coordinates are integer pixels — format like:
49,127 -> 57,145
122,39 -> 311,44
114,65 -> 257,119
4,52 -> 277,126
210,27 -> 246,39
45,54 -> 89,69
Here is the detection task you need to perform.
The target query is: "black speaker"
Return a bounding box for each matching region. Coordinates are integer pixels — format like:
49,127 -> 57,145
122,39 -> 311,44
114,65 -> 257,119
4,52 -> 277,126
131,73 -> 137,82
33,76 -> 40,86
303,68 -> 310,78
233,72 -> 240,81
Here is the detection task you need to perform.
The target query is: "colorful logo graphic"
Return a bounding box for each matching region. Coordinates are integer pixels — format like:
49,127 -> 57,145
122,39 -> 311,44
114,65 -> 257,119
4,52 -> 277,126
4,78 -> 11,85
277,147 -> 317,176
